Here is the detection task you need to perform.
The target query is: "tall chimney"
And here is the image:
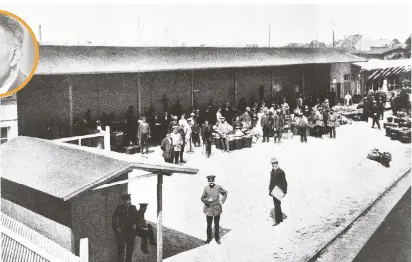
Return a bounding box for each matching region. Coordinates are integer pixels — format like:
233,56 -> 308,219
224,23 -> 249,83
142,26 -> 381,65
38,24 -> 42,44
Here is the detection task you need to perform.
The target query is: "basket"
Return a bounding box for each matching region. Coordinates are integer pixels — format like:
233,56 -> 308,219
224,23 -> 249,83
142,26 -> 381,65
243,135 -> 253,148
124,146 -> 135,154
292,126 -> 299,136
235,137 -> 244,150
228,137 -> 235,151
213,135 -> 221,149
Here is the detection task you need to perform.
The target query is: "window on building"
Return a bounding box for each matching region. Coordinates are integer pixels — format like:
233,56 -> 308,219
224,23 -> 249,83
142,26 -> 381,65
1,127 -> 8,144
344,74 -> 351,81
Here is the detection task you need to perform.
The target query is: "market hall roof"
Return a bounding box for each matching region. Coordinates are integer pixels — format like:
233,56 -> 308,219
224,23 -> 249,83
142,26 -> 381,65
0,136 -> 198,201
36,45 -> 366,75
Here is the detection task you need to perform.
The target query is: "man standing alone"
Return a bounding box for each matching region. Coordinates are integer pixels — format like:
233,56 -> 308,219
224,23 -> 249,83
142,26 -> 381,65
268,158 -> 288,226
201,175 -> 228,244
112,194 -> 138,262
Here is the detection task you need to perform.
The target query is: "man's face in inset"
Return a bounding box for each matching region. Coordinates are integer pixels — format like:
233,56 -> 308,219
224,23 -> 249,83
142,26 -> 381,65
0,18 -> 23,85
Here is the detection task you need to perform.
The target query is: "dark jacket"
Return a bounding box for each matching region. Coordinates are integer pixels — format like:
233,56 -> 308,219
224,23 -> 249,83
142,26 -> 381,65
112,204 -> 138,240
261,114 -> 273,128
160,136 -> 173,159
370,104 -> 381,118
272,114 -> 285,130
201,124 -> 213,142
269,168 -> 288,195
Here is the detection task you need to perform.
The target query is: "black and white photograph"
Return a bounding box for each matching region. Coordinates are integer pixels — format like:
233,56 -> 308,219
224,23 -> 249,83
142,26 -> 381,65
0,1 -> 411,262
0,10 -> 38,97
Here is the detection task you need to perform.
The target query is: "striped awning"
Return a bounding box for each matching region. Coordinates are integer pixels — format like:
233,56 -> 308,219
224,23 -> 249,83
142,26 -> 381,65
353,59 -> 411,81
1,212 -> 79,262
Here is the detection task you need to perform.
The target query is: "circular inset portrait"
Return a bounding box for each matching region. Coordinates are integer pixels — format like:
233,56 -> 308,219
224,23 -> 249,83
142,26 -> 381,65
0,10 -> 39,98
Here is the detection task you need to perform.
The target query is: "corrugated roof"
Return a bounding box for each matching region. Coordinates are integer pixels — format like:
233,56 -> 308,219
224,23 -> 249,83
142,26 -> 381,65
1,234 -> 49,262
354,47 -> 404,55
1,212 -> 79,262
0,136 -> 198,201
36,45 -> 366,75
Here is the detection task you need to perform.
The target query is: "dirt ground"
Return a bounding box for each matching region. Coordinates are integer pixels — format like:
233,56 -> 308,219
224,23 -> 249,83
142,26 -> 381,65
123,116 -> 411,262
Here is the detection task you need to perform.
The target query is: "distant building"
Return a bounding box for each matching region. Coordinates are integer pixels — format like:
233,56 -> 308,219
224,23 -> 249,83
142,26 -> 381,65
0,94 -> 18,144
352,47 -> 409,60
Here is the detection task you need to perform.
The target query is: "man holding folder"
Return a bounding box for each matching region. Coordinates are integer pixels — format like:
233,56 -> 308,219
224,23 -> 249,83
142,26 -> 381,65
268,157 -> 288,226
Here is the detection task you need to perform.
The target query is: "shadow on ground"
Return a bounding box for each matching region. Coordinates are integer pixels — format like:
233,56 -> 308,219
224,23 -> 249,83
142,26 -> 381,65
132,221 -> 231,261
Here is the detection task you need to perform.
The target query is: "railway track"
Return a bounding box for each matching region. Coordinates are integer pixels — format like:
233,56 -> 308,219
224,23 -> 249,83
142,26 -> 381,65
306,168 -> 411,262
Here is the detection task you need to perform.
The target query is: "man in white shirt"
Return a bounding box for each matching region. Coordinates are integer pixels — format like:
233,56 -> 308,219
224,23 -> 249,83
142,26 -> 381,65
0,14 -> 27,95
344,92 -> 352,106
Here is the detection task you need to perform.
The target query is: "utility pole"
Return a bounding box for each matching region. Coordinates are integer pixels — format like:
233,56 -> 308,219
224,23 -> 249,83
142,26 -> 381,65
38,24 -> 42,44
268,24 -> 271,47
332,23 -> 335,48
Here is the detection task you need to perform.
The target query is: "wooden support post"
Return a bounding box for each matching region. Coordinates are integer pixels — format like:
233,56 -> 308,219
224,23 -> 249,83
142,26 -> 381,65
302,70 -> 305,97
270,70 -> 273,99
157,174 -> 163,262
137,73 -> 142,116
78,139 -> 81,146
191,70 -> 194,109
234,70 -> 237,106
104,126 -> 111,151
68,84 -> 74,136
80,238 -> 89,262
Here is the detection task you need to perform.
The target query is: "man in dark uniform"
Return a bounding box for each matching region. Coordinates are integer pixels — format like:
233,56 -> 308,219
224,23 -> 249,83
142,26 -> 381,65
136,203 -> 156,253
370,100 -> 381,129
150,113 -> 163,145
268,158 -> 288,226
201,175 -> 228,244
201,119 -> 213,158
112,194 -> 138,262
222,102 -> 235,125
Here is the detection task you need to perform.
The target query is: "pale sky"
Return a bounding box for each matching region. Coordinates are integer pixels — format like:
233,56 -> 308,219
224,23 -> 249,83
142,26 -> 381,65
2,4 -> 412,47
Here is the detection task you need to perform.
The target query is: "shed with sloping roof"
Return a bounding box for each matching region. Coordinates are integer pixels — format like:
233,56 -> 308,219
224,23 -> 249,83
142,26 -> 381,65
1,136 -> 198,262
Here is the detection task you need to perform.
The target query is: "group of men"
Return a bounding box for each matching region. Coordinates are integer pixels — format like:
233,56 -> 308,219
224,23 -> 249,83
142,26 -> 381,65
112,194 -> 156,262
160,115 -> 215,163
111,156 -> 286,261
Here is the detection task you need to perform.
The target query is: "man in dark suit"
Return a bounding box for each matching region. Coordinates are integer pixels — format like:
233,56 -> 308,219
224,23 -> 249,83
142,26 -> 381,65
370,100 -> 381,129
135,203 -> 156,253
201,119 -> 213,158
268,158 -> 288,226
112,194 -> 139,262
0,14 -> 27,95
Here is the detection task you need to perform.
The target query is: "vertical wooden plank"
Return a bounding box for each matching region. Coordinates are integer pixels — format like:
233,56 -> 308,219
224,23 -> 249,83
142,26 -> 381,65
270,70 -> 273,99
233,70 -> 237,106
104,126 -> 111,151
157,174 -> 163,262
302,70 -> 305,97
68,83 -> 74,136
80,238 -> 89,262
137,73 -> 141,116
191,70 -> 194,109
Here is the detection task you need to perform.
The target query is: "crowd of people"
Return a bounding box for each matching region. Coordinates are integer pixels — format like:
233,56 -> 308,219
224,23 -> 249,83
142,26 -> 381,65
60,87 -> 411,162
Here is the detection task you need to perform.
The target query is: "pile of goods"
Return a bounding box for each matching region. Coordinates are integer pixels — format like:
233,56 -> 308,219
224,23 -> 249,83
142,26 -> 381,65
383,113 -> 411,143
367,148 -> 392,167
332,104 -> 363,121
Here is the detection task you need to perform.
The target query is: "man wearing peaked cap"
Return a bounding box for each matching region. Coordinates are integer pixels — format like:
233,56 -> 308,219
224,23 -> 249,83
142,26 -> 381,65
136,203 -> 156,253
268,158 -> 288,226
112,194 -> 139,262
201,175 -> 228,245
